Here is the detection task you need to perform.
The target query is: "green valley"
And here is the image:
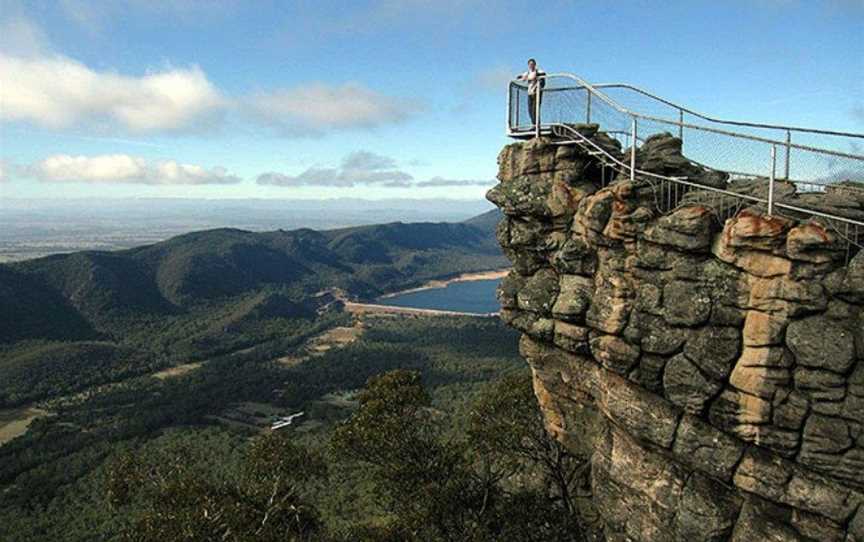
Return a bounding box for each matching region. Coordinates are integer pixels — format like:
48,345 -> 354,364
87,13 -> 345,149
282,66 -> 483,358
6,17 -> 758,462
0,210 -> 592,541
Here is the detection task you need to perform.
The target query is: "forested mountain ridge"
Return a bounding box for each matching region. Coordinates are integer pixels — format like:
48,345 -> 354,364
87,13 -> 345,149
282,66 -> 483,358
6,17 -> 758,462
0,210 -> 505,408
1,210 -> 505,344
0,207 -> 558,542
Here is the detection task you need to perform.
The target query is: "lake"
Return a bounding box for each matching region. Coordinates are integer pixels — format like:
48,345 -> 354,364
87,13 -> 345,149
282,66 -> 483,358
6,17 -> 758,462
380,278 -> 502,314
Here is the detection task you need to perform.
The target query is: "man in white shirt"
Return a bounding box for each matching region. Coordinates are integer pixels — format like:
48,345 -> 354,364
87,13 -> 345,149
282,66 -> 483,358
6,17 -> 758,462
517,58 -> 546,129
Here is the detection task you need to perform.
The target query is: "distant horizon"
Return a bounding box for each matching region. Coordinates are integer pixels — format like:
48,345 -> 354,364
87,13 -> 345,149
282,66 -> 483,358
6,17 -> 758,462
0,195 -> 498,262
0,195 -> 494,203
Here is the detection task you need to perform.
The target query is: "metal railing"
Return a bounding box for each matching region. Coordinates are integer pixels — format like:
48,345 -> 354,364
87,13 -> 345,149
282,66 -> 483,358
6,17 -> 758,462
508,74 -> 864,188
506,73 -> 864,257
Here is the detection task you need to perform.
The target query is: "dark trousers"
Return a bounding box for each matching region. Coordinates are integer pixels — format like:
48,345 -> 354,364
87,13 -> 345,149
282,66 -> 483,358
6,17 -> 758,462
528,92 -> 542,127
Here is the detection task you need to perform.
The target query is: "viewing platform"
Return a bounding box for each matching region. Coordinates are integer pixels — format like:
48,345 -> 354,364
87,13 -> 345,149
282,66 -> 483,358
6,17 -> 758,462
506,72 -> 864,256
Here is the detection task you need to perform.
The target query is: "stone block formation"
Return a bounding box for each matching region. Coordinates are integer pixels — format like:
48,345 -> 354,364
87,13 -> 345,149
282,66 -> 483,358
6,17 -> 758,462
488,128 -> 864,541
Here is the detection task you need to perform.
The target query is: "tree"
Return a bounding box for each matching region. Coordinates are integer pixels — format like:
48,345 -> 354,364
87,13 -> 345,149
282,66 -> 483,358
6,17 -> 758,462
330,370 -> 594,542
467,374 -> 589,512
330,370 -> 485,541
466,373 -> 597,540
102,370 -> 597,541
106,433 -> 325,542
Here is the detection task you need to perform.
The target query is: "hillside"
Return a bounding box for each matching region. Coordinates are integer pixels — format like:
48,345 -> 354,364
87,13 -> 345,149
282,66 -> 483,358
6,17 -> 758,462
0,211 -> 505,407
0,207 -> 518,541
1,212 -> 505,343
462,208 -> 503,231
0,315 -> 527,542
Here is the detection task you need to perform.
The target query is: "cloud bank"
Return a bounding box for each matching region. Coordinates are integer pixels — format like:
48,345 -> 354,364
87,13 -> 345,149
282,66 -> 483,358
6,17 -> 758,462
257,151 -> 493,189
27,154 -> 242,185
257,150 -> 413,188
0,10 -> 424,137
1,51 -> 422,136
0,54 -> 226,134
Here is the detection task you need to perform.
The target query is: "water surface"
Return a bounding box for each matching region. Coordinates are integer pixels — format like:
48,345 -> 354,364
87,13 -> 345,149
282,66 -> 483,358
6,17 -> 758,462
380,279 -> 502,314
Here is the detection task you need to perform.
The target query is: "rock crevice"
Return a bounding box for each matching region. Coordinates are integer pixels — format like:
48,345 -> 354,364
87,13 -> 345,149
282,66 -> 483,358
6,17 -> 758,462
488,133 -> 864,541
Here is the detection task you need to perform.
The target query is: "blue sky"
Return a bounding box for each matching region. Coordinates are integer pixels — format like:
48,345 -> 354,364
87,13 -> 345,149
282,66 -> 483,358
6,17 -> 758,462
0,0 -> 862,201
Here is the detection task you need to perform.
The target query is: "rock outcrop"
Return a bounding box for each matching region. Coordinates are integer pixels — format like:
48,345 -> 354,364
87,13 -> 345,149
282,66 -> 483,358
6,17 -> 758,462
488,131 -> 864,541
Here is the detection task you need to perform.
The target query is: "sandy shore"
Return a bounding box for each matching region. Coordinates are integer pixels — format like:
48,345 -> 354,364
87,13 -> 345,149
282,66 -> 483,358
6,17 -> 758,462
0,407 -> 49,446
345,302 -> 498,318
379,268 -> 509,299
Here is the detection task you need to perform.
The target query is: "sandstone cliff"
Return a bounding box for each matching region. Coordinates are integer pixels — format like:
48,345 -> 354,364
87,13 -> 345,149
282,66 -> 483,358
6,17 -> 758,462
487,129 -> 864,541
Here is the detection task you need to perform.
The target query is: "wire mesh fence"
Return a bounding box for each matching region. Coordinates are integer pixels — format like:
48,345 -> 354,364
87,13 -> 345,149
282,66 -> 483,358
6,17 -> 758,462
507,74 -> 864,256
509,76 -> 864,192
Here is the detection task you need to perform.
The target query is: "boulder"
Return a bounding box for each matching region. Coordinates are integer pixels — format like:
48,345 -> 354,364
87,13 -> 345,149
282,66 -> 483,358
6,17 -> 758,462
516,268 -> 560,314
663,281 -> 712,326
664,353 -> 722,414
638,313 -> 688,355
551,274 -> 594,321
839,250 -> 864,303
586,282 -> 633,335
489,131 -> 864,541
551,235 -> 597,275
496,270 -> 526,309
643,205 -> 716,252
590,334 -> 641,374
787,315 -> 856,374
684,326 -> 741,380
674,415 -> 744,482
709,389 -> 773,431
742,310 -> 787,346
801,415 -> 853,455
786,222 -> 843,264
723,210 -> 793,252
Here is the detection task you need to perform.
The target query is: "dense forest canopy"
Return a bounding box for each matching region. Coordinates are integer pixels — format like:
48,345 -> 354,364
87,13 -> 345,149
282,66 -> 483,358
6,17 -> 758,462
0,211 -> 505,408
0,210 -> 600,541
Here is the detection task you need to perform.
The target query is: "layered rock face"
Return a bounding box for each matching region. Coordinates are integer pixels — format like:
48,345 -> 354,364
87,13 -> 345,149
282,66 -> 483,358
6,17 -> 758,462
488,130 -> 864,541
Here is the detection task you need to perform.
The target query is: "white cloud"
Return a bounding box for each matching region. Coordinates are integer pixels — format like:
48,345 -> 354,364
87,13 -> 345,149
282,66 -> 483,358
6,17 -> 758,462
247,84 -> 421,135
341,150 -> 399,171
256,151 -> 494,190
257,150 -> 413,188
0,53 -> 226,133
1,52 -> 421,137
0,13 -> 421,137
0,161 -> 6,182
27,154 -> 242,185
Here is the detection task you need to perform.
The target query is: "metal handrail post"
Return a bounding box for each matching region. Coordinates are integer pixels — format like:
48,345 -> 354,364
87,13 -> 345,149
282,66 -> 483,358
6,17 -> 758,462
535,81 -> 542,139
768,145 -> 777,216
630,117 -> 637,182
784,130 -> 791,180
586,90 -> 592,123
507,84 -> 513,133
